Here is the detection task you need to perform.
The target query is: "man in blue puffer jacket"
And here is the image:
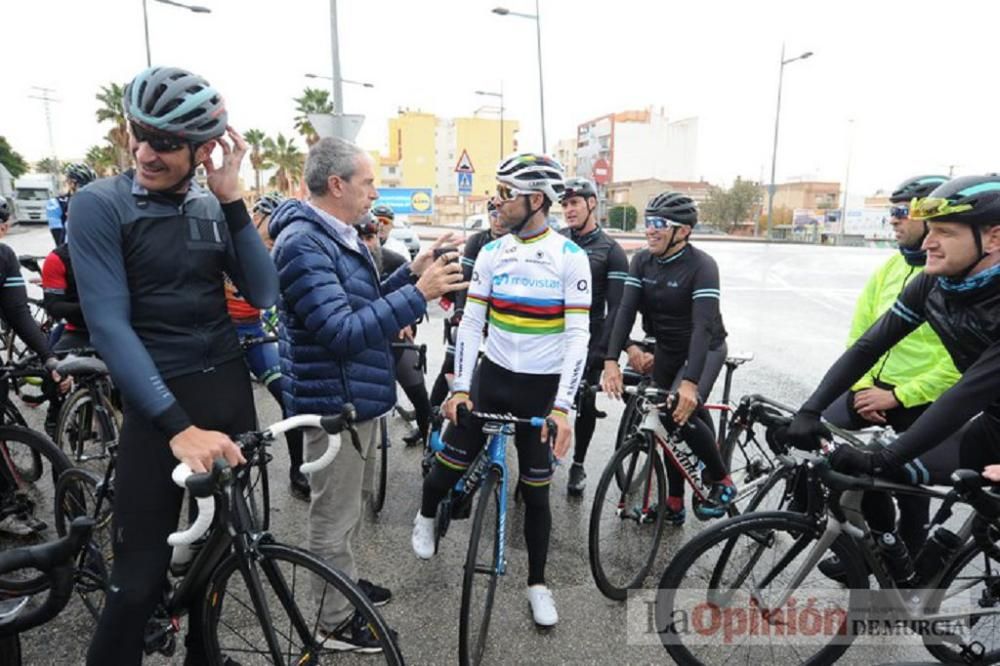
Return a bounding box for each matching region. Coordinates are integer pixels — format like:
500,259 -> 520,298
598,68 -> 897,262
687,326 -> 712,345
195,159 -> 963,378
269,136 -> 465,651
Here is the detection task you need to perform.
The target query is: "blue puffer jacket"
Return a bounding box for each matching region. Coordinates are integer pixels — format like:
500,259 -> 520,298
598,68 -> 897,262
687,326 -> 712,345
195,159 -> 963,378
269,200 -> 426,421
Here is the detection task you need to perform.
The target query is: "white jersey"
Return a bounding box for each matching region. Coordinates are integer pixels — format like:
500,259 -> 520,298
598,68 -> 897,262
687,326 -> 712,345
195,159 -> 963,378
454,225 -> 592,414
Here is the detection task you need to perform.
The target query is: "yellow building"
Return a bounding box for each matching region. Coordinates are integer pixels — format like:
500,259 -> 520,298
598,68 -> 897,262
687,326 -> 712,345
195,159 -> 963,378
383,110 -> 519,195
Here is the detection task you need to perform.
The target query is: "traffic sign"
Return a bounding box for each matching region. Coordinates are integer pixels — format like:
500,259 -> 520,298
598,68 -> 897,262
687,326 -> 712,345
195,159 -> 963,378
457,171 -> 473,194
455,149 -> 475,174
592,158 -> 611,185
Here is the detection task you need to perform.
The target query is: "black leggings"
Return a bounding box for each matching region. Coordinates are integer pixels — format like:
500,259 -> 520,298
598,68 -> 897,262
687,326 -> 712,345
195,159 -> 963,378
395,346 -> 431,438
660,345 -> 728,498
86,359 -> 256,665
823,389 -> 931,552
421,357 -> 558,586
430,351 -> 454,409
572,360 -> 603,465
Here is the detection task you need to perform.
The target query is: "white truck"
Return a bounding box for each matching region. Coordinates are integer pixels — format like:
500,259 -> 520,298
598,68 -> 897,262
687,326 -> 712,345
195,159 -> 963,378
13,173 -> 58,224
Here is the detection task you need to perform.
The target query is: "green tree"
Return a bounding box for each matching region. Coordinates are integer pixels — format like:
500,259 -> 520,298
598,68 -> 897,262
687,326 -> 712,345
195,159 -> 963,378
293,88 -> 333,146
36,157 -> 61,175
0,137 -> 29,179
85,144 -> 118,176
95,82 -> 131,171
244,129 -> 272,195
700,177 -> 761,232
608,204 -> 638,231
263,134 -> 303,195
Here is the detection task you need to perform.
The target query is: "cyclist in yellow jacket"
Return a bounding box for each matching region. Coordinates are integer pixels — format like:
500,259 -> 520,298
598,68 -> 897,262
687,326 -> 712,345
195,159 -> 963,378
818,174 -> 960,581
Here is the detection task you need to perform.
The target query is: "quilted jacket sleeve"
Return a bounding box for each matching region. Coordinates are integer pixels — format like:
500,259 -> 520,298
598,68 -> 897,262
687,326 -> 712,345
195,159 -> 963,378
275,230 -> 427,358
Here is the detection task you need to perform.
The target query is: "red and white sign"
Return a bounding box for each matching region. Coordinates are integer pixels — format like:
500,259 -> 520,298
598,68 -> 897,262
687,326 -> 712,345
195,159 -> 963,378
454,150 -> 475,174
592,158 -> 611,185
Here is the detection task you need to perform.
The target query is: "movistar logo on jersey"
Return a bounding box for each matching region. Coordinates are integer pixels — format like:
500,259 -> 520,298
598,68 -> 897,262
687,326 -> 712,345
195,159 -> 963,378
492,273 -> 561,289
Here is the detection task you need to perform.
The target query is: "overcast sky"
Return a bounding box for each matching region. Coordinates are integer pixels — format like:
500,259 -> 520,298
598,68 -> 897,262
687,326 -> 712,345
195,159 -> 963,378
3,0 -> 997,195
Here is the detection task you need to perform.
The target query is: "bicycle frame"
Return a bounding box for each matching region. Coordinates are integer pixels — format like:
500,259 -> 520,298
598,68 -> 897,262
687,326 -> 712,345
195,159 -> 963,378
452,423 -> 513,577
634,391 -> 711,502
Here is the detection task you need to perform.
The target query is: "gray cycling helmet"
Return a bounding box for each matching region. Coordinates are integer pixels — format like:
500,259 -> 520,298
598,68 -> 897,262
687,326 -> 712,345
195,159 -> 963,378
890,175 -> 949,205
0,198 -> 9,224
252,193 -> 285,217
123,66 -> 228,143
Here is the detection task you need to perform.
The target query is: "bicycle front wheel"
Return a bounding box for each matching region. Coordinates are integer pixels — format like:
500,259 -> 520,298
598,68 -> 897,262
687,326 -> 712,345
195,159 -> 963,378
459,467 -> 502,666
53,467 -> 112,623
656,511 -> 867,666
369,417 -> 388,517
589,433 -> 667,601
203,541 -> 403,665
0,425 -> 74,594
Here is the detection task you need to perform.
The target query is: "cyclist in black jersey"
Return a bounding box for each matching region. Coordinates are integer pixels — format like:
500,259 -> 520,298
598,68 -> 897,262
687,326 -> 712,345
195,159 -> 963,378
428,202 -> 508,408
69,67 -> 278,665
603,191 -> 735,520
789,175 -> 1000,528
557,178 -> 628,496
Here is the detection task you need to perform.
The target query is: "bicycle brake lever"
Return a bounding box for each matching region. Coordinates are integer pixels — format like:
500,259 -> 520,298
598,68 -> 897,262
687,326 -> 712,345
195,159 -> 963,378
348,425 -> 362,455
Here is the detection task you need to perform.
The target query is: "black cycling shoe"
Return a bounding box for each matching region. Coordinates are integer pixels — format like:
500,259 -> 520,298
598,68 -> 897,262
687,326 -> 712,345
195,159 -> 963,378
567,463 -> 586,497
402,429 -> 425,448
319,610 -> 398,653
817,555 -> 849,584
289,470 -> 311,502
693,480 -> 737,521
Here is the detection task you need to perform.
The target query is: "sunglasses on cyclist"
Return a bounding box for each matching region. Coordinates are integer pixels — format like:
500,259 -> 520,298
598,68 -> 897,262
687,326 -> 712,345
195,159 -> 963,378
130,121 -> 190,153
644,216 -> 684,230
910,196 -> 974,221
495,183 -> 531,202
890,205 -> 909,220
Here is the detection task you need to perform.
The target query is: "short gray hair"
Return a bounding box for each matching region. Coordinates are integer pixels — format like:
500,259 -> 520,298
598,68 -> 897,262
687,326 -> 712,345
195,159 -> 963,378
305,137 -> 368,196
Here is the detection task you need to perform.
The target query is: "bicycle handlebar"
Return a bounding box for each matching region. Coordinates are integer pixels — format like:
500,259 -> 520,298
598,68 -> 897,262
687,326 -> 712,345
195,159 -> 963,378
0,517 -> 94,636
166,405 -> 360,554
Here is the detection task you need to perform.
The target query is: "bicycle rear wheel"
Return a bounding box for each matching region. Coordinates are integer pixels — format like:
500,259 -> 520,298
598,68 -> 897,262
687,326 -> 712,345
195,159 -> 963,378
369,417 -> 388,517
924,536 -> 1000,663
55,386 -> 119,473
656,511 -> 867,665
203,541 -> 403,665
0,425 -> 73,594
589,433 -> 667,601
459,467 -> 502,666
53,467 -> 112,623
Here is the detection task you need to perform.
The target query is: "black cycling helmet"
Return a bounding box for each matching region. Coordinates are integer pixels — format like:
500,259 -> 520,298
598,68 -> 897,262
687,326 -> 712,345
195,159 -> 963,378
890,175 -> 949,205
64,162 -> 97,188
372,204 -> 394,221
646,191 -> 698,226
911,174 -> 1000,274
123,66 -> 228,143
355,211 -> 379,237
560,177 -> 598,203
0,198 -> 9,224
252,193 -> 285,217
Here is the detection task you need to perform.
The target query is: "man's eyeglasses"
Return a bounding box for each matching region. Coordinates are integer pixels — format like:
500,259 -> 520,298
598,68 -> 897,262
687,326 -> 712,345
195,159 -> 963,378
890,205 -> 909,220
644,216 -> 684,230
130,121 -> 189,153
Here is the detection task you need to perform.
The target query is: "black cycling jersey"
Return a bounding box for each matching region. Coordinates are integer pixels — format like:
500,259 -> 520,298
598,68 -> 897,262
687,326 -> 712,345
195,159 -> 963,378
803,270 -> 1000,464
559,225 -> 628,359
606,244 -> 727,384
0,244 -> 51,360
381,246 -> 408,276
67,171 -> 278,438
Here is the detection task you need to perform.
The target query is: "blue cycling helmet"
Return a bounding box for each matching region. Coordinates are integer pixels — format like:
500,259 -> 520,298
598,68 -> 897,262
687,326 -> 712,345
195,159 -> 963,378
123,66 -> 228,143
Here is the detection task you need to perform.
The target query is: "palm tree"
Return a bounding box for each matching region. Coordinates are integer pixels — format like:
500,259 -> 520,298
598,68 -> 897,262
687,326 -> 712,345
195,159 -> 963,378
85,144 -> 118,176
244,129 -> 272,195
293,88 -> 333,146
262,134 -> 303,195
95,82 -> 131,171
36,157 -> 60,175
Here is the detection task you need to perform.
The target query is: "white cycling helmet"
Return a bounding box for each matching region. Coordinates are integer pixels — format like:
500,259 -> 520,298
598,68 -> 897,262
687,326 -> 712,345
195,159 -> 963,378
495,153 -> 565,205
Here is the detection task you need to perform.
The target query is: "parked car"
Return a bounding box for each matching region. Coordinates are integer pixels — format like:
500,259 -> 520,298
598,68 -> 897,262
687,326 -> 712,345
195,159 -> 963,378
390,218 -> 421,258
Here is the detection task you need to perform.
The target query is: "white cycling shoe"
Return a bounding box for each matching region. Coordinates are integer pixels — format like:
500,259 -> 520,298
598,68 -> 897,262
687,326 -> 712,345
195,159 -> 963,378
411,512 -> 435,560
526,585 -> 558,627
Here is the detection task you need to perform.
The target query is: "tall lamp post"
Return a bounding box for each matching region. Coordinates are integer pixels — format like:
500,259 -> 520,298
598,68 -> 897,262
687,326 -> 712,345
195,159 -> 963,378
142,0 -> 211,67
761,43 -> 814,239
475,87 -> 505,158
492,3 -> 546,153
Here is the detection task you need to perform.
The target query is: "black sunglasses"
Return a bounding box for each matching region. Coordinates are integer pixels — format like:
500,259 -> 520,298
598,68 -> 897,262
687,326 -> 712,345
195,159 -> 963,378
130,121 -> 189,153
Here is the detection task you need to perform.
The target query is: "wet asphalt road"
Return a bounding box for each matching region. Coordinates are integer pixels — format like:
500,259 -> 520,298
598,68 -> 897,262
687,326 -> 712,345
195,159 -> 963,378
4,224 -> 941,664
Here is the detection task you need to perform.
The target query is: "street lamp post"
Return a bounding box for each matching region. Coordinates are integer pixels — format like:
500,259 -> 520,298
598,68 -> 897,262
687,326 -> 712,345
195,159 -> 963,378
475,87 -> 505,157
492,3 -> 546,153
839,119 -> 855,245
761,43 -> 813,239
142,0 -> 211,67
